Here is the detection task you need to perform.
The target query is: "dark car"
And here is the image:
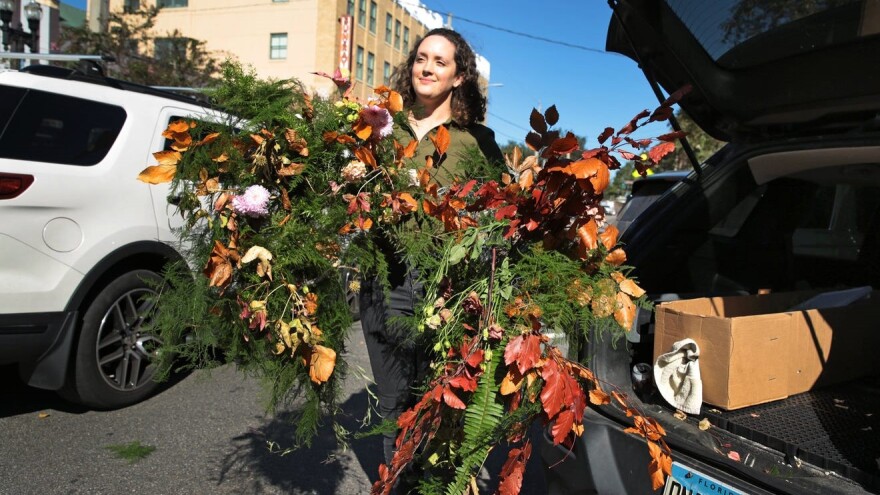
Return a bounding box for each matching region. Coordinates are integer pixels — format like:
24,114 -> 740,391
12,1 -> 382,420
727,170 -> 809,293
615,170 -> 690,235
540,1 -> 880,494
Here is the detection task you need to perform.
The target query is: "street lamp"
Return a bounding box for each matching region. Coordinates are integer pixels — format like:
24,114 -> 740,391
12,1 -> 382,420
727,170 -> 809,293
0,0 -> 42,57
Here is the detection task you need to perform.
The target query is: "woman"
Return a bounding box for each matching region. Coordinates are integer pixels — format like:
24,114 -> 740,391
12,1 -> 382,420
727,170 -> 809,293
359,28 -> 503,469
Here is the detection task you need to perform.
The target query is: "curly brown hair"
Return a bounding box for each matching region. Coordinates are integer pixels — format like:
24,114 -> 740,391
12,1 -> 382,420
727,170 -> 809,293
390,28 -> 487,126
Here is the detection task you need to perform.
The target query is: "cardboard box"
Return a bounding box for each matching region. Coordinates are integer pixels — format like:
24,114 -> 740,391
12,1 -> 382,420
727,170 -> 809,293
653,291 -> 880,410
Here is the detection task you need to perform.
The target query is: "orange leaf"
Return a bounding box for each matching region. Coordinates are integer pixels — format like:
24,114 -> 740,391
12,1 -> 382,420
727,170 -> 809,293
619,278 -> 646,298
589,387 -> 610,405
430,126 -> 451,156
589,161 -> 610,193
198,132 -> 220,146
605,248 -> 627,265
353,119 -> 373,141
354,146 -> 377,169
500,367 -> 525,395
137,164 -> 177,184
614,291 -> 636,330
308,344 -> 336,384
599,224 -> 619,250
649,458 -> 666,491
402,139 -> 418,158
153,150 -> 182,166
576,219 -> 599,251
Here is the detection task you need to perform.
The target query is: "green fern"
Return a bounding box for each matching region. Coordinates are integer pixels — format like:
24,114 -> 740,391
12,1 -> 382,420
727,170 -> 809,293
445,348 -> 504,495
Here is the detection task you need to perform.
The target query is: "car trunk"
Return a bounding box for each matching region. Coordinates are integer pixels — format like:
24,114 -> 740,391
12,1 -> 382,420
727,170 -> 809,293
614,139 -> 880,493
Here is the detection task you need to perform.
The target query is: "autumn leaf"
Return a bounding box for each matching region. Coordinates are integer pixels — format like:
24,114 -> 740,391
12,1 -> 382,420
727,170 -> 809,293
197,132 -> 220,146
504,334 -> 542,375
525,131 -> 542,151
498,442 -> 531,495
353,119 -> 374,141
442,387 -> 466,409
529,108 -> 547,134
308,344 -> 336,384
500,366 -> 525,395
430,126 -> 451,156
605,248 -> 627,266
648,142 -> 676,164
240,245 -> 273,280
576,219 -> 599,251
137,164 -> 177,184
657,130 -> 687,142
614,291 -> 636,330
544,105 -> 559,126
618,278 -> 646,298
589,387 -> 611,406
203,240 -> 235,288
597,127 -> 614,144
354,146 -> 377,169
599,224 -> 619,250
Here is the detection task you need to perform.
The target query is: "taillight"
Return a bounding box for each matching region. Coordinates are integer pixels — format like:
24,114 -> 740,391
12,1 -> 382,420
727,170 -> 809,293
0,173 -> 34,200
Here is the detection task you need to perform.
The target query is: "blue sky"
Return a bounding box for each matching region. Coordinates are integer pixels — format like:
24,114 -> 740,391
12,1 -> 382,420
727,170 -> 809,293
63,0 -> 663,147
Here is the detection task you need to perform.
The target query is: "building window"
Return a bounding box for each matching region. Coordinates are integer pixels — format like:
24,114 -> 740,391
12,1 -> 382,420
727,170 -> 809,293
383,61 -> 391,84
270,33 -> 288,60
355,46 -> 364,81
154,37 -> 187,60
157,0 -> 187,7
123,0 -> 140,12
369,1 -> 377,34
403,26 -> 410,52
385,13 -> 392,44
347,0 -> 354,16
394,20 -> 401,49
367,52 -> 375,86
358,0 -> 366,27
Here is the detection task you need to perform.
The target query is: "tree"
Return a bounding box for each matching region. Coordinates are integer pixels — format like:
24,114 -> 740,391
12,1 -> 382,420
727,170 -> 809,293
656,110 -> 725,172
57,6 -> 223,88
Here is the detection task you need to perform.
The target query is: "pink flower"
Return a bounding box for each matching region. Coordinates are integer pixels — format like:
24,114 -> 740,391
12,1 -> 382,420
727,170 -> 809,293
360,105 -> 393,139
232,184 -> 271,217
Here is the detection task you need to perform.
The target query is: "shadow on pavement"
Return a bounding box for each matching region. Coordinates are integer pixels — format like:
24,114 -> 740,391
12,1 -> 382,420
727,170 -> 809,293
215,388 -> 383,494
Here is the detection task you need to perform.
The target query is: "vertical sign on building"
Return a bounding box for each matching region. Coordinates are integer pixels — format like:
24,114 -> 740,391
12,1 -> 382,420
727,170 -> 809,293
338,15 -> 353,78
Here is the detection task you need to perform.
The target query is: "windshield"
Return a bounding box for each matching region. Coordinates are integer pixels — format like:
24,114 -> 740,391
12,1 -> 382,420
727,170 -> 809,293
664,0 -> 874,69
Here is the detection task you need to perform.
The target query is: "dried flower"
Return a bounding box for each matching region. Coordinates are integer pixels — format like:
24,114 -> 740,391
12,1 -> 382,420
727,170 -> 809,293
360,105 -> 394,139
232,184 -> 271,217
341,160 -> 368,182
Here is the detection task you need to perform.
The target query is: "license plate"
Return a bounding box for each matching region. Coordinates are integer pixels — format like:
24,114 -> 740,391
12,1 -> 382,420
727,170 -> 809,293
663,462 -> 748,495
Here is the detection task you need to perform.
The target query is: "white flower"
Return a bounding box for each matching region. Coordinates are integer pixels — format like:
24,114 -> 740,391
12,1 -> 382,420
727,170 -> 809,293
341,160 -> 368,182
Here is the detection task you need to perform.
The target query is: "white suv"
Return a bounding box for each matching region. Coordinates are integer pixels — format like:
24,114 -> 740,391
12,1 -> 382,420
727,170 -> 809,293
0,64 -> 223,409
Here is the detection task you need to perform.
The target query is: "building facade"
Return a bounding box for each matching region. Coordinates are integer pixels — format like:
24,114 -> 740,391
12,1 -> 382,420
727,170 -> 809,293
88,0 -> 486,101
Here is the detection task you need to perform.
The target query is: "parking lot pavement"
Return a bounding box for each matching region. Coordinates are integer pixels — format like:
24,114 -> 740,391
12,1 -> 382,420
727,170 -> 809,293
0,322 -> 546,494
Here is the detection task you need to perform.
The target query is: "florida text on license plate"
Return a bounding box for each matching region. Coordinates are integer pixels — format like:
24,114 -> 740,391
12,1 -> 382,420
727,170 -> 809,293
663,462 -> 747,495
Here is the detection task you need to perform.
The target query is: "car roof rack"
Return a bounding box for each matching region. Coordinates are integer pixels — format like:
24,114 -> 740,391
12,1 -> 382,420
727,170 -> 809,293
1,52 -> 213,107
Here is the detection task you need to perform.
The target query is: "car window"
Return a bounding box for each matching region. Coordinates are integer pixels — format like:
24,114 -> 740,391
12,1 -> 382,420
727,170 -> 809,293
0,87 -> 127,166
665,0 -> 866,69
616,179 -> 681,234
0,85 -> 26,135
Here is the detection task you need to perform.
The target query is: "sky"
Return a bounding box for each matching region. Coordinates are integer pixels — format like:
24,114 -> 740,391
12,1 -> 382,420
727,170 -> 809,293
62,0 -> 664,148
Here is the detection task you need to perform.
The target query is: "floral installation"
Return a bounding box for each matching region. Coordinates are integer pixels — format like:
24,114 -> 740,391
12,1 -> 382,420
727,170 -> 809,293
138,62 -> 686,494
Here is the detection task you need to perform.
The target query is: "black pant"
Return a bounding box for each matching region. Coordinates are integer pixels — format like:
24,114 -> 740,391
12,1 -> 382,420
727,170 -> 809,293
359,270 -> 429,466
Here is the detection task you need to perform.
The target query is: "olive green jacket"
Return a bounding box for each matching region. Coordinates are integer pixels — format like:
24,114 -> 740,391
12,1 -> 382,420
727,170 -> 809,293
395,119 -> 505,187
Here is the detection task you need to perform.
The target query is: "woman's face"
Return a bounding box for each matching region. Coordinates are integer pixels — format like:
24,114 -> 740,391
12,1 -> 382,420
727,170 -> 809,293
411,35 -> 462,107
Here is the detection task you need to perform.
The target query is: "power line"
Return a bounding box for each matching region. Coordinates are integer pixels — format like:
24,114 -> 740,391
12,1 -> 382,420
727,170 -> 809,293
437,11 -> 624,56
488,111 -> 531,133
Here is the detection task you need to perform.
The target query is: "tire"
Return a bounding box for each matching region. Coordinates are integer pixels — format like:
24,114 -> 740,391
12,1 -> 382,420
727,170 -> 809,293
64,269 -> 164,409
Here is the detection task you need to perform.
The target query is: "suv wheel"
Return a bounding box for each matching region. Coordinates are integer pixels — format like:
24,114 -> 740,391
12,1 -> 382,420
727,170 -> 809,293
64,270 -> 163,409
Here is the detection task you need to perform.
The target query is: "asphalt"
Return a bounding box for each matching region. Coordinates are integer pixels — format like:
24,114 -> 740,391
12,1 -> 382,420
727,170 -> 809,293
0,322 -> 547,495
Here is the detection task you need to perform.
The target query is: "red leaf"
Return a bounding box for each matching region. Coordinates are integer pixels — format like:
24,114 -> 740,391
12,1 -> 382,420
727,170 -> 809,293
657,130 -> 687,142
661,83 -> 692,107
544,105 -> 559,126
529,108 -> 547,134
648,142 -> 676,164
442,387 -> 466,409
525,131 -> 543,151
430,125 -> 451,156
449,374 -> 478,392
597,127 -> 614,145
504,334 -> 543,375
550,409 -> 576,444
543,132 -> 579,157
495,204 -> 518,220
498,442 -> 532,495
540,359 -> 565,417
649,106 -> 674,122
